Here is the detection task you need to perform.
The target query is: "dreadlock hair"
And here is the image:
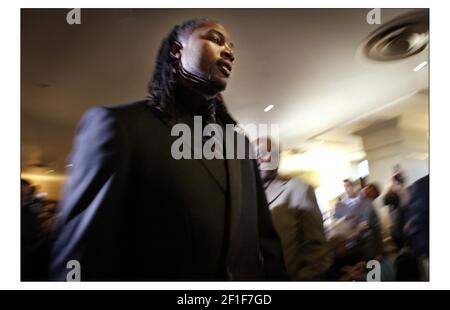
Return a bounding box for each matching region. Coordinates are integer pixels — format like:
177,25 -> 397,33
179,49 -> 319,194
146,18 -> 237,126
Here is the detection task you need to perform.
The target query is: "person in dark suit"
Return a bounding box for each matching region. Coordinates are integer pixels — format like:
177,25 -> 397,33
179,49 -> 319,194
21,179 -> 49,281
401,174 -> 429,280
406,175 -> 429,259
49,18 -> 286,281
383,191 -> 407,251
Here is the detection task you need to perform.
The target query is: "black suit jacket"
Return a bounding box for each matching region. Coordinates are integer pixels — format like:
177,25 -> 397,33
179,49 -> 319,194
406,175 -> 429,258
50,99 -> 286,281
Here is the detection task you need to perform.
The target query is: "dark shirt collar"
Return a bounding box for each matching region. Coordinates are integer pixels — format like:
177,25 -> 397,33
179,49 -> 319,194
175,85 -> 217,117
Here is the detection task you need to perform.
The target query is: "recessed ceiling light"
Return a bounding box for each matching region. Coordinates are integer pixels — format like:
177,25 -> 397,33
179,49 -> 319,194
264,105 -> 274,112
413,61 -> 428,72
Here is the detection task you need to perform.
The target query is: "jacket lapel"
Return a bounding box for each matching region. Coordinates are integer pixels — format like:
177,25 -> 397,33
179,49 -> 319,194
225,130 -> 249,265
156,110 -> 227,192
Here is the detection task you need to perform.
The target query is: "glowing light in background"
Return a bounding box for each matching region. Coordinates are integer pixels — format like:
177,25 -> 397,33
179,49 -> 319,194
21,173 -> 66,182
264,105 -> 274,112
278,145 -> 364,213
357,160 -> 370,178
413,61 -> 427,72
21,173 -> 66,200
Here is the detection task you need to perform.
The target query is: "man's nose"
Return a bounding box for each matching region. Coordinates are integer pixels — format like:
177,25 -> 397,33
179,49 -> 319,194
222,48 -> 235,62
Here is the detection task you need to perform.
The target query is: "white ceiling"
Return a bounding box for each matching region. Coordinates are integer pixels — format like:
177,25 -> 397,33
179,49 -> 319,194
21,9 -> 429,174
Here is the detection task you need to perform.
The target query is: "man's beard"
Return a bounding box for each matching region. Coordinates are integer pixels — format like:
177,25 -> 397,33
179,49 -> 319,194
176,61 -> 226,94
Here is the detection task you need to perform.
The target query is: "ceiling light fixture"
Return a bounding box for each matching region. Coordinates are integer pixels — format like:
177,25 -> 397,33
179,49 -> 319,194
264,105 -> 274,112
413,61 -> 428,72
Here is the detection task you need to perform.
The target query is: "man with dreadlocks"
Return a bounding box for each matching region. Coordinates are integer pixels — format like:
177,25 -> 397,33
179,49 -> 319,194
50,19 -> 287,281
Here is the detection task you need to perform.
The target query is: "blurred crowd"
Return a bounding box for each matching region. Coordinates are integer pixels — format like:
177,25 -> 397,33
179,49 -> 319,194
20,179 -> 56,280
326,168 -> 429,281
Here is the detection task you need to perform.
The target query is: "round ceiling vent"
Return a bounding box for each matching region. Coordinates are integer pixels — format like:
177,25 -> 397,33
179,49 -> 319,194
362,10 -> 428,61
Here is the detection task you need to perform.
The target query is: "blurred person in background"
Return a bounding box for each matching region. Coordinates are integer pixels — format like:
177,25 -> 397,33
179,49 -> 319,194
383,191 -> 407,251
21,178 -> 49,280
328,183 -> 389,280
256,137 -> 333,281
49,19 -> 286,281
382,169 -> 428,281
386,165 -> 409,207
403,174 -> 429,281
341,179 -> 361,210
333,180 -> 361,224
383,189 -> 420,281
352,183 -> 384,261
405,175 -> 429,262
332,181 -> 383,262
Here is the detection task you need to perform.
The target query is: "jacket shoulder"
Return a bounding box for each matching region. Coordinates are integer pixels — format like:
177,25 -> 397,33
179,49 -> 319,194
93,99 -> 165,128
284,178 -> 316,210
103,99 -> 152,116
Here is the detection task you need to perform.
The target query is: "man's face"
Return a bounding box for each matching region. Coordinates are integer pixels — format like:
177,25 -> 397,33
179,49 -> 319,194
179,22 -> 235,91
344,181 -> 355,197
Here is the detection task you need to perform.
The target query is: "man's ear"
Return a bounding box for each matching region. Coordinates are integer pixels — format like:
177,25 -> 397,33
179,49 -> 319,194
169,40 -> 183,60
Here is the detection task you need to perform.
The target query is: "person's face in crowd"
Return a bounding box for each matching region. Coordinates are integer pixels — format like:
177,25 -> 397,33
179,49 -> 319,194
256,138 -> 279,182
344,181 -> 356,197
174,22 -> 235,93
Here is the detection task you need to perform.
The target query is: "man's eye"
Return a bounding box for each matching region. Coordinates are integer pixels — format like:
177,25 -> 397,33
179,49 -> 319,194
210,36 -> 221,44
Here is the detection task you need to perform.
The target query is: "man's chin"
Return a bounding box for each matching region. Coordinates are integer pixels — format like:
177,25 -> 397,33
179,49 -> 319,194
210,77 -> 227,93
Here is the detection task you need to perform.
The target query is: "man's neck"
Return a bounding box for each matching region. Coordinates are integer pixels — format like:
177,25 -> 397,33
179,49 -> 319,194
174,84 -> 217,115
